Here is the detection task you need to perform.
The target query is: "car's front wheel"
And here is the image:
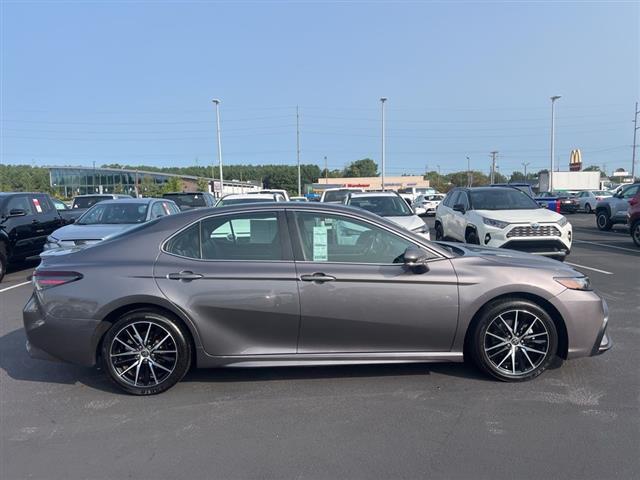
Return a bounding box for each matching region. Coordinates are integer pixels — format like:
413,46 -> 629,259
596,210 -> 613,231
101,309 -> 192,395
585,203 -> 592,214
632,220 -> 640,248
435,222 -> 444,241
470,299 -> 558,382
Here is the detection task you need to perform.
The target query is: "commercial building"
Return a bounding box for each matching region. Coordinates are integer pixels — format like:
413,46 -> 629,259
47,166 -> 260,198
312,175 -> 430,192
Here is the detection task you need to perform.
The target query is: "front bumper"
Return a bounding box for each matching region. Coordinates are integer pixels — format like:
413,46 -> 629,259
23,292 -> 106,366
479,222 -> 572,258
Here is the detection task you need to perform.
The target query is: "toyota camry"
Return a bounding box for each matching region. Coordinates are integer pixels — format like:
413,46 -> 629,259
23,203 -> 611,395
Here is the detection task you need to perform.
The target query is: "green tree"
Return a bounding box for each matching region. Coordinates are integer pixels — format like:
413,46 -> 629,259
343,158 -> 378,177
196,177 -> 210,192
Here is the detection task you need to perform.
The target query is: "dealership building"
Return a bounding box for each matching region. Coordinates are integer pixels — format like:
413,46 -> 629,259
312,175 -> 430,192
47,166 -> 260,198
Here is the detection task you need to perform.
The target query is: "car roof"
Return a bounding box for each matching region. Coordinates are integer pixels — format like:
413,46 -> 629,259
348,191 -> 399,198
163,191 -> 210,195
88,198 -> 163,206
220,194 -> 276,200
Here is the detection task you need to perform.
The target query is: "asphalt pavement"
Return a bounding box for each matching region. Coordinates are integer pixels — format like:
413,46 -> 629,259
1,213 -> 638,479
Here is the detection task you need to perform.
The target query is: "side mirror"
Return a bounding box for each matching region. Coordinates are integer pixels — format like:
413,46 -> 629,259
414,207 -> 427,216
453,203 -> 466,214
403,247 -> 430,273
9,208 -> 27,217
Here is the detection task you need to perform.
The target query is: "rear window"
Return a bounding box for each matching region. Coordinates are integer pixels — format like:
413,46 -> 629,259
163,193 -> 207,208
218,198 -> 274,206
323,190 -> 350,203
72,196 -> 111,209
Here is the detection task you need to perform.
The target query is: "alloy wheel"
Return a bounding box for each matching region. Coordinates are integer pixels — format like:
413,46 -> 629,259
108,320 -> 178,388
633,222 -> 640,247
483,309 -> 549,376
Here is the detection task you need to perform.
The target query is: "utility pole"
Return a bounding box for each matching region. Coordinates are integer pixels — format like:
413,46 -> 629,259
380,97 -> 387,191
466,156 -> 471,187
324,156 -> 328,184
212,99 -> 223,197
490,151 -> 498,184
296,105 -> 301,196
522,162 -> 531,180
632,101 -> 639,181
549,95 -> 561,191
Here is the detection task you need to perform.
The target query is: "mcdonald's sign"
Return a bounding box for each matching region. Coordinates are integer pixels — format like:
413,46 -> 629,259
569,149 -> 582,172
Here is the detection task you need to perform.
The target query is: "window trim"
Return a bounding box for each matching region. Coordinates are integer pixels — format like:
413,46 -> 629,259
285,208 -> 444,265
161,209 -> 294,262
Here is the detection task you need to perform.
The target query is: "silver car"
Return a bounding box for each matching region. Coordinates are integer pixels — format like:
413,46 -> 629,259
44,198 -> 179,251
24,203 -> 611,395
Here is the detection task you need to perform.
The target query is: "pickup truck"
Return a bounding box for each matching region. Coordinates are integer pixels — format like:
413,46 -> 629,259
535,191 -> 579,214
0,192 -> 65,282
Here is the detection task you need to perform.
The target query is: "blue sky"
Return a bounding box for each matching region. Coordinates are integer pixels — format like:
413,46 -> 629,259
1,1 -> 638,177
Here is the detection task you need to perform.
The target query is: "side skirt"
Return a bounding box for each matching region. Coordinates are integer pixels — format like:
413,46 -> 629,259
196,350 -> 464,368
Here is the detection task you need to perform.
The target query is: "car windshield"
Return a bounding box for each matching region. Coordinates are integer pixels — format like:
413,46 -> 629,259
593,191 -> 609,196
349,196 -> 413,216
72,196 -> 111,209
217,198 -> 274,206
470,189 -> 540,210
323,190 -> 351,202
163,193 -> 207,208
77,203 -> 149,224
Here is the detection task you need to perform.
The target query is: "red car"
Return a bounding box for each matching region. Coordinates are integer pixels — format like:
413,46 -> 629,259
629,190 -> 640,247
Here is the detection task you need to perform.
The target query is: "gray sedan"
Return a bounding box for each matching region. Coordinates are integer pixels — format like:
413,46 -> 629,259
24,203 -> 611,395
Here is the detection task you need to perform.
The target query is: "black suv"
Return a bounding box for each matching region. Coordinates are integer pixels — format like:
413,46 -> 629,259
0,193 -> 64,282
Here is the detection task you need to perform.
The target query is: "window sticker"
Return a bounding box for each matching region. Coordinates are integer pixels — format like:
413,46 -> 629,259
32,197 -> 42,213
312,225 -> 328,262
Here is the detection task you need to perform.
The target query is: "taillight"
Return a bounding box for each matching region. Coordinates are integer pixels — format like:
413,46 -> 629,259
555,201 -> 561,213
630,197 -> 638,206
32,270 -> 83,290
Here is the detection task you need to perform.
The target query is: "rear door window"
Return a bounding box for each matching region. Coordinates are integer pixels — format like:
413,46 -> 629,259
32,194 -> 54,214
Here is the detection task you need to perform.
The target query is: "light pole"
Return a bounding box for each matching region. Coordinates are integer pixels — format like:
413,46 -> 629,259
466,156 -> 471,187
380,97 -> 387,191
549,95 -> 561,192
521,162 -> 530,180
212,99 -> 224,197
296,106 -> 301,196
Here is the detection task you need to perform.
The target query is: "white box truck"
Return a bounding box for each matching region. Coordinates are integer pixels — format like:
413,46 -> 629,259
538,171 -> 600,192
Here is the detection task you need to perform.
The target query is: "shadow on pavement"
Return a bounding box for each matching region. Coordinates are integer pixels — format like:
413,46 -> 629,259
1,327 -> 493,394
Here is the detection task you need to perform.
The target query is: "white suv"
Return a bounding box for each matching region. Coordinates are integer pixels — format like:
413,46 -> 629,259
435,186 -> 572,260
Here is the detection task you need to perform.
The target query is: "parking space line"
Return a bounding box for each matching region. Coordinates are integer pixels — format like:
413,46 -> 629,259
0,281 -> 31,293
573,239 -> 639,254
566,262 -> 613,275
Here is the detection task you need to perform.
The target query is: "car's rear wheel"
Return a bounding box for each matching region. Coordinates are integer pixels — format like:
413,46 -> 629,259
0,244 -> 6,283
101,309 -> 192,395
596,210 -> 612,231
632,220 -> 640,247
585,203 -> 592,214
470,299 -> 558,382
435,222 -> 444,241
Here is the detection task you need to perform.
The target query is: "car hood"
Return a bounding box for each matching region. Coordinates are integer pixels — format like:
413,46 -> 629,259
385,215 -> 424,231
473,208 -> 563,223
438,242 -> 578,274
50,223 -> 137,241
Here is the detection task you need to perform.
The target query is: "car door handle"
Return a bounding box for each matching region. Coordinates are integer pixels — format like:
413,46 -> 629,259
300,273 -> 336,283
167,271 -> 203,281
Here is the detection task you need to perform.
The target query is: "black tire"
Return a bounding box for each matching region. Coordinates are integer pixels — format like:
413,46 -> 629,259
596,210 -> 613,231
632,220 -> 640,248
435,222 -> 444,241
0,244 -> 6,283
470,299 -> 558,382
585,203 -> 592,214
101,308 -> 192,395
465,229 -> 480,245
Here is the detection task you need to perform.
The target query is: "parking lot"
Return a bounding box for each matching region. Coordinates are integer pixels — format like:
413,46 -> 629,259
1,213 -> 638,480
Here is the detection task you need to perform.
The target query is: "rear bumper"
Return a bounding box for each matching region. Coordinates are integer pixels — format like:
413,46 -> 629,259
23,292 -> 105,366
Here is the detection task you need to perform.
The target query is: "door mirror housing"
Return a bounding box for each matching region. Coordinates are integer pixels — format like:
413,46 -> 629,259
414,207 -> 427,216
453,203 -> 466,214
8,208 -> 27,217
403,247 -> 430,273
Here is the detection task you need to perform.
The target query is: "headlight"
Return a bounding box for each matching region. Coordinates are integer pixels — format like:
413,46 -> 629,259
554,276 -> 592,291
46,235 -> 58,243
557,216 -> 568,227
482,217 -> 509,229
412,224 -> 428,234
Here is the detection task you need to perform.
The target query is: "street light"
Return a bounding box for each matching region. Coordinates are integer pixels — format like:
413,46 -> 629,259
550,95 -> 561,192
212,99 -> 224,197
466,156 -> 471,187
380,97 -> 387,191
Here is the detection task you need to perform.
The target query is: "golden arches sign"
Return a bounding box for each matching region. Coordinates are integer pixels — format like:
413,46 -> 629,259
569,149 -> 582,171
